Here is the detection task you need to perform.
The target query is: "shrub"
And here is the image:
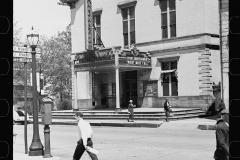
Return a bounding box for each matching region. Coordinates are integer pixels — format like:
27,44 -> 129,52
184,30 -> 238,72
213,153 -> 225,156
57,99 -> 72,110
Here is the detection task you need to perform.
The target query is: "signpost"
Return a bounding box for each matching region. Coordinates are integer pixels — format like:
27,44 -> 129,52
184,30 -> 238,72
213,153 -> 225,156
13,46 -> 41,62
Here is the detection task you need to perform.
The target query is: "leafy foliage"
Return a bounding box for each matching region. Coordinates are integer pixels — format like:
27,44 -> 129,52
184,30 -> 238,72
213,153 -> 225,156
38,24 -> 72,102
13,19 -> 23,46
13,21 -> 72,109
57,99 -> 72,110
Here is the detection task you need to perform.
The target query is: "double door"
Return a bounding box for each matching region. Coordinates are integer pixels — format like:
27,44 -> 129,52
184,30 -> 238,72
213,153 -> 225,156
124,71 -> 137,107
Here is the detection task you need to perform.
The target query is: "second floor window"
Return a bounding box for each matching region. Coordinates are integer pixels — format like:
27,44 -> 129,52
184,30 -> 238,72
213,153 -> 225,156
160,0 -> 176,39
93,14 -> 101,46
122,6 -> 135,49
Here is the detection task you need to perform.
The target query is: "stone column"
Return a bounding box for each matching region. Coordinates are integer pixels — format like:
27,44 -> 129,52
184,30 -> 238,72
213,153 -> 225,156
114,48 -> 121,111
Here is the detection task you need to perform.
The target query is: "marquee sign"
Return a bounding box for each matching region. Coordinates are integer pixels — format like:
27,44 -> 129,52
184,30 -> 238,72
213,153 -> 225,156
74,47 -> 151,68
84,0 -> 93,50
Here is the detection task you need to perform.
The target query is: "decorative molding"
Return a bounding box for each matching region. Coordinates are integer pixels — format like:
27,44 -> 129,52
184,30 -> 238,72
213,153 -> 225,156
199,70 -> 211,74
198,55 -> 210,60
198,49 -> 213,95
117,0 -> 137,9
157,55 -> 180,62
198,62 -> 211,67
92,8 -> 103,15
137,33 -> 219,47
149,44 -> 219,54
201,59 -> 212,63
59,0 -> 78,9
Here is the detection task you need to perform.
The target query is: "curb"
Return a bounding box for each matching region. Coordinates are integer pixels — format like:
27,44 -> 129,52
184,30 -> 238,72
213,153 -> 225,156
198,124 -> 216,130
30,121 -> 215,130
13,153 -> 61,160
50,122 -> 162,128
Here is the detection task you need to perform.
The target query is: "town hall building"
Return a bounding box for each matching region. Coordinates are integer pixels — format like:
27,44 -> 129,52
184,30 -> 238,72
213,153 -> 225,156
60,0 -> 221,110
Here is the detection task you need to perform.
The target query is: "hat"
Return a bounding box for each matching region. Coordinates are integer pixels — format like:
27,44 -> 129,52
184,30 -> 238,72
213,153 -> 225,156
129,100 -> 133,102
75,112 -> 83,118
221,109 -> 229,115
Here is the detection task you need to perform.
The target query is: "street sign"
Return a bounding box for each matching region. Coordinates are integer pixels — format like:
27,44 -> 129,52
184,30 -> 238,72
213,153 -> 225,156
13,46 -> 41,53
13,57 -> 42,63
13,52 -> 41,59
13,57 -> 32,63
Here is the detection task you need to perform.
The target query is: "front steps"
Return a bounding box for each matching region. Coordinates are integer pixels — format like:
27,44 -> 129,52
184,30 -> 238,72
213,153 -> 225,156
31,108 -> 207,121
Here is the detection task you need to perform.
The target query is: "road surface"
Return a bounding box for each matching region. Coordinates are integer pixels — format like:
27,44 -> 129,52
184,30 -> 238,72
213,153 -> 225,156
14,123 -> 216,160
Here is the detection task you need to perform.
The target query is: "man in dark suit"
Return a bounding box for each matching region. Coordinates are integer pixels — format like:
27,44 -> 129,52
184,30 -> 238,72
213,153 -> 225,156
214,109 -> 229,160
217,99 -> 226,117
164,99 -> 171,122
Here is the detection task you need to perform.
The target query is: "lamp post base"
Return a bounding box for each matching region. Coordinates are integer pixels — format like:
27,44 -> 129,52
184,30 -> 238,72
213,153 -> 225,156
115,108 -> 122,112
43,154 -> 53,158
29,150 -> 44,156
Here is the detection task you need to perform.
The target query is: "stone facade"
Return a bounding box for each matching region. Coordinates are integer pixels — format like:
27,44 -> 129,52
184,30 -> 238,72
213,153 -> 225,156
67,0 -> 221,110
219,0 -> 229,108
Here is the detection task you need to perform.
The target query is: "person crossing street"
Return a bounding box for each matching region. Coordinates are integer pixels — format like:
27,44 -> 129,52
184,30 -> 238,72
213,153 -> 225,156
73,112 -> 98,160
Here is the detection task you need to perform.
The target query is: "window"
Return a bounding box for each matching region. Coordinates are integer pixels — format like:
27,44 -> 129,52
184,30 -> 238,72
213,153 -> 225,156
122,7 -> 135,49
160,0 -> 176,39
161,61 -> 178,96
93,14 -> 101,46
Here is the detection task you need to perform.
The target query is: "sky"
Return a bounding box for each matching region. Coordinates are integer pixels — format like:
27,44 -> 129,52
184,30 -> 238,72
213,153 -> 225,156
13,0 -> 70,40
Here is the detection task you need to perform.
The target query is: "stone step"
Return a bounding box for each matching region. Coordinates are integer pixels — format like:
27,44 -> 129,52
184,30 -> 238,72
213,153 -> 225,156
49,111 -> 204,118
30,108 -> 206,121
50,109 -> 204,116
31,114 -> 203,121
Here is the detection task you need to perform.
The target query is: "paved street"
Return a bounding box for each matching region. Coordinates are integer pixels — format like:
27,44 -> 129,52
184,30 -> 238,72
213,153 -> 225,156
14,124 -> 216,160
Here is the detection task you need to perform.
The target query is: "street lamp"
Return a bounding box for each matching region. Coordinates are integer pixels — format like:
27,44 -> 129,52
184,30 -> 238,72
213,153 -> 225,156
23,44 -> 28,154
27,27 -> 44,156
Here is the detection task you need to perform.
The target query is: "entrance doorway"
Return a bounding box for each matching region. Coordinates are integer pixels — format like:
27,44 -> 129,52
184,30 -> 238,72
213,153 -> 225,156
124,71 -> 137,107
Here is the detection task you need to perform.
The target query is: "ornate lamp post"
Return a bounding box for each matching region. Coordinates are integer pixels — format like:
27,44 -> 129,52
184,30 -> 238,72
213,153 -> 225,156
27,27 -> 44,156
23,44 -> 28,154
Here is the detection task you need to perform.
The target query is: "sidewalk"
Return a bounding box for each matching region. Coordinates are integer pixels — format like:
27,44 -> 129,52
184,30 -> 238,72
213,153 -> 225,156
28,108 -> 217,129
29,117 -> 217,130
13,153 -> 61,160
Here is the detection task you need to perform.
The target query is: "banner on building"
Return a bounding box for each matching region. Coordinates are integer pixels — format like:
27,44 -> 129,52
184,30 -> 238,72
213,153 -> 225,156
84,0 -> 93,50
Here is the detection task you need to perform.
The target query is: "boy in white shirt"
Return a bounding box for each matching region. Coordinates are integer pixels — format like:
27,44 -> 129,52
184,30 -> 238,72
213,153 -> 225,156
73,112 -> 98,160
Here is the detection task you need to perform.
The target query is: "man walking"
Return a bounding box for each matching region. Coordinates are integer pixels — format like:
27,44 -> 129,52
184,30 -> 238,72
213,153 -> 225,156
164,99 -> 171,122
214,109 -> 229,160
73,112 -> 98,160
127,100 -> 135,122
217,99 -> 226,118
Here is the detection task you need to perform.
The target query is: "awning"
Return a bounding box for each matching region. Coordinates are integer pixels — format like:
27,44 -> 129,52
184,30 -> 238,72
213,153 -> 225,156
160,69 -> 176,74
157,54 -> 180,62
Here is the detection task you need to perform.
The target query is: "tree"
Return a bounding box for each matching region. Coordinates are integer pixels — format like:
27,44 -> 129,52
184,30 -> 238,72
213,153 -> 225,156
13,18 -> 23,46
38,24 -> 72,103
13,19 -> 29,103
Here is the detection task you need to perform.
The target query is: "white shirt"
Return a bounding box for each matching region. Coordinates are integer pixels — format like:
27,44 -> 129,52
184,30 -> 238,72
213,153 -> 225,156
77,119 -> 93,147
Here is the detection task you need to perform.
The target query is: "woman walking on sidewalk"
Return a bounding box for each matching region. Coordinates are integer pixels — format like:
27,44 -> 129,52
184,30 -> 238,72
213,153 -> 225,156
127,100 -> 135,122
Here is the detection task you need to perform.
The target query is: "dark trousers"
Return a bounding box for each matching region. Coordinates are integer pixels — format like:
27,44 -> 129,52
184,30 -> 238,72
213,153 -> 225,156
128,113 -> 134,121
73,138 -> 98,160
165,111 -> 169,121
